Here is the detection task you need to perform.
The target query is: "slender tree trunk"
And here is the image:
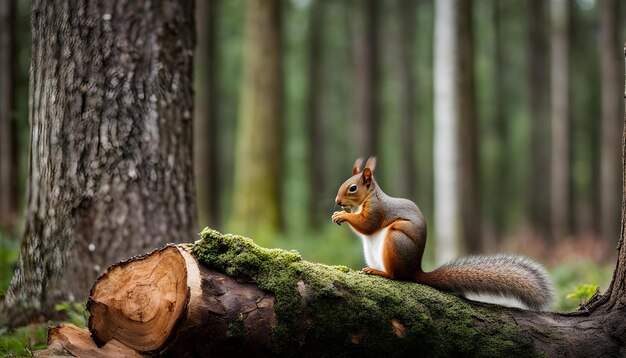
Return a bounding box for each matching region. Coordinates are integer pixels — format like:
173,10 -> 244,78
457,0 -> 482,253
550,0 -> 570,243
1,0 -> 197,327
231,0 -> 283,235
599,0 -> 622,244
527,0 -> 551,241
351,0 -> 379,157
307,0 -> 325,228
434,0 -> 459,264
491,0 -> 508,241
392,0 -> 417,200
194,0 -> 221,229
0,0 -> 17,232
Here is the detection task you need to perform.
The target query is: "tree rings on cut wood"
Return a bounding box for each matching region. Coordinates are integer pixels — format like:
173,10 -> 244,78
87,246 -> 189,353
86,245 -> 276,356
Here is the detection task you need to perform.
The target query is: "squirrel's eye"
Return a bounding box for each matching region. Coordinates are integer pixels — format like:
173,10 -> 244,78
348,184 -> 357,193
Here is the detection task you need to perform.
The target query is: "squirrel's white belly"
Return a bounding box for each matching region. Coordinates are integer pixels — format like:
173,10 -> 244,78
353,226 -> 390,272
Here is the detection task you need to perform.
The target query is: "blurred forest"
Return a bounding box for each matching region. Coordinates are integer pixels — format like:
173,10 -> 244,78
1,0 -> 625,312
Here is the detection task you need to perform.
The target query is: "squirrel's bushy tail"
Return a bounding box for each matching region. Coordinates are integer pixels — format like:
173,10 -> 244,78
417,254 -> 554,311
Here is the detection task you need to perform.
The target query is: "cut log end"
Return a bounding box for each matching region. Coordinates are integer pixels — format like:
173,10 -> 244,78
87,245 -> 189,352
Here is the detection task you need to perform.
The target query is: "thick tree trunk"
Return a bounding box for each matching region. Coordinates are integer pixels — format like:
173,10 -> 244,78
457,0 -> 482,253
434,0 -> 460,264
1,0 -> 197,327
550,0 -> 570,242
194,0 -> 221,229
83,229 -> 626,357
599,0 -> 622,244
0,0 -> 17,231
351,0 -> 380,157
527,0 -> 551,241
231,0 -> 283,235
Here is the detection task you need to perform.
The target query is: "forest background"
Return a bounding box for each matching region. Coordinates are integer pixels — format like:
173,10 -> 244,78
0,0 -> 625,324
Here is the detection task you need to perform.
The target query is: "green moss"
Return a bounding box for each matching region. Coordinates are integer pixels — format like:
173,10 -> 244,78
191,228 -> 542,357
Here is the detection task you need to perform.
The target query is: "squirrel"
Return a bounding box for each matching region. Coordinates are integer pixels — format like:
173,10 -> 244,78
331,157 -> 554,311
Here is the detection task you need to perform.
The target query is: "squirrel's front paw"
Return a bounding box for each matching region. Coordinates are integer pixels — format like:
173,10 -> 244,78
331,211 -> 347,225
362,267 -> 376,274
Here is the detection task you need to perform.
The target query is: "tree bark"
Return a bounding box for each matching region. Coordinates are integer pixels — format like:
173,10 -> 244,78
83,229 -> 626,357
457,0 -> 482,253
434,0 -> 460,264
550,0 -> 571,242
527,0 -> 551,241
231,0 -> 283,235
351,0 -> 380,158
1,0 -> 197,327
0,0 -> 18,232
194,0 -> 221,229
599,0 -> 622,244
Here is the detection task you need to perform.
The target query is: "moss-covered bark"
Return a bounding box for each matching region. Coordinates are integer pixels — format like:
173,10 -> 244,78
191,229 -> 543,357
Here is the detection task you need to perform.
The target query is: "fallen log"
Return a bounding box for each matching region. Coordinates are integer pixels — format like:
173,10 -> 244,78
84,228 -> 626,357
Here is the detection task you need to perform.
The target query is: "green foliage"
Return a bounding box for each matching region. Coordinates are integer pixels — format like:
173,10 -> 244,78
0,324 -> 47,357
54,302 -> 87,328
550,260 -> 613,311
565,284 -> 599,305
0,231 -> 20,297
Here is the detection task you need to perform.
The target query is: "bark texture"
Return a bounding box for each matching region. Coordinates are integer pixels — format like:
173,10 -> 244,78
0,0 -> 18,231
2,0 -> 197,327
83,229 -> 626,357
194,0 -> 221,229
231,0 -> 283,235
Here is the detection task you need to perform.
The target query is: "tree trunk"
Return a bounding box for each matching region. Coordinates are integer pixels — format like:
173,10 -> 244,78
491,0 -> 508,241
351,0 -> 380,158
550,0 -> 570,242
194,0 -> 221,229
392,0 -> 417,200
1,0 -> 197,327
457,0 -> 482,253
82,228 -> 626,357
434,0 -> 460,264
231,0 -> 283,235
307,0 -> 326,228
0,0 -> 17,232
527,0 -> 551,241
599,0 -> 622,244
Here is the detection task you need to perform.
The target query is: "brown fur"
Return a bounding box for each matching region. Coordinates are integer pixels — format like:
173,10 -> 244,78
333,157 -> 554,311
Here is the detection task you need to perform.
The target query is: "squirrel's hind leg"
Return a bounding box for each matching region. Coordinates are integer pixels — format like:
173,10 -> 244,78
382,223 -> 422,281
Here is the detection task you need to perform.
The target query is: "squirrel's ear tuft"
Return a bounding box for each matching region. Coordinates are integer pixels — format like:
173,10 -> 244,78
362,167 -> 373,184
353,157 -> 364,175
364,156 -> 376,172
